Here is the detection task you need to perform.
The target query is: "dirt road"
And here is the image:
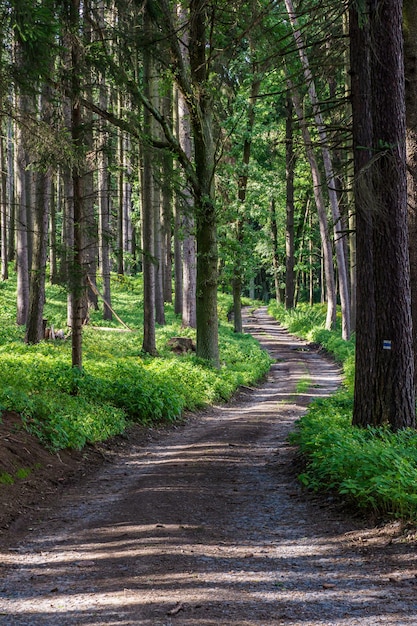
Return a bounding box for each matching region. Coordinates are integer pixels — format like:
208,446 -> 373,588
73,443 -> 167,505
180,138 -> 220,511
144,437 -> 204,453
1,308 -> 416,625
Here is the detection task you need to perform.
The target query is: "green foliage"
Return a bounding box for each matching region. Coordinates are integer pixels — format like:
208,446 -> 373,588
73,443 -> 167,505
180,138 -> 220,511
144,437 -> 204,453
292,394 -> 417,521
0,472 -> 14,485
0,273 -> 270,452
270,301 -> 417,521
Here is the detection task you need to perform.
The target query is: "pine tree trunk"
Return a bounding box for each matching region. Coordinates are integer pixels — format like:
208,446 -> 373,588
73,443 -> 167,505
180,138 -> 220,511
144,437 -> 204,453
177,89 -> 196,328
404,0 -> 417,388
70,0 -> 85,370
0,119 -> 8,281
25,169 -> 50,344
285,0 -> 350,339
291,85 -> 337,330
162,89 -> 173,303
14,111 -> 29,326
350,3 -> 376,427
285,93 -> 295,309
141,6 -> 156,355
233,68 -> 260,332
352,0 -> 415,429
369,0 -> 415,428
49,175 -> 58,284
189,0 -> 219,365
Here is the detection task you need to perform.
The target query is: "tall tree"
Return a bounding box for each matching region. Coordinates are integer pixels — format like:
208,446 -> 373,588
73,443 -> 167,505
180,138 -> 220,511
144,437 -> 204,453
403,0 -> 417,386
285,93 -> 295,309
351,0 -> 415,429
284,0 -> 351,340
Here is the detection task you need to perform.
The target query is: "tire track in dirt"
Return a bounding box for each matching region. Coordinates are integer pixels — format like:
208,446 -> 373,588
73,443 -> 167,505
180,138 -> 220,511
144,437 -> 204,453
1,307 -> 416,625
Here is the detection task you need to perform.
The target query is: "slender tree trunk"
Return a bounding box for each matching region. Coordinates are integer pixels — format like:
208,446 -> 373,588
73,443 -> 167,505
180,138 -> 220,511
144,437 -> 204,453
189,0 -> 219,364
98,83 -> 112,321
70,0 -> 85,369
162,89 -> 173,303
25,168 -> 50,344
141,5 -> 157,354
270,198 -> 281,305
49,175 -> 58,284
285,0 -> 350,339
177,73 -> 196,328
15,111 -> 29,325
0,119 -> 8,281
291,85 -> 337,330
117,118 -> 124,276
6,116 -> 15,265
233,68 -> 260,332
285,93 -> 295,309
173,87 -> 183,316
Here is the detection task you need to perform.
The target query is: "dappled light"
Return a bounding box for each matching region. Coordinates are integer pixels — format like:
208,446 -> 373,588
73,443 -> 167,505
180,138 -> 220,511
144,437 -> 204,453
1,309 -> 416,624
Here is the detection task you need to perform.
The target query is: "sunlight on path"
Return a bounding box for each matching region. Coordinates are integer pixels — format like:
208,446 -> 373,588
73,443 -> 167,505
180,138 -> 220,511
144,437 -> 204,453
0,308 -> 416,625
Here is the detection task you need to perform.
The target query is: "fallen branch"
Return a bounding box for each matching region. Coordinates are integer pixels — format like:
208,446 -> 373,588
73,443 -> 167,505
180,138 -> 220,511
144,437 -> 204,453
86,276 -> 133,331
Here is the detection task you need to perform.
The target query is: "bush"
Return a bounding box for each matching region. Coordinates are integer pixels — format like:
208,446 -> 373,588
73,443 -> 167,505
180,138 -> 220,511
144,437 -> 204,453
269,301 -> 417,522
0,273 -> 271,451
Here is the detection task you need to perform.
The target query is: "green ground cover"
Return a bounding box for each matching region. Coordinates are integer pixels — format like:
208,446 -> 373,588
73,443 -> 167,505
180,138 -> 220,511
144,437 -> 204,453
0,274 -> 271,451
268,301 -> 417,522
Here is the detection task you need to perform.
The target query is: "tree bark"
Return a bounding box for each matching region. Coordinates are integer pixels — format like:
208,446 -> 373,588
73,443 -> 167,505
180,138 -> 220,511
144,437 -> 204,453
285,93 -> 295,309
291,85 -> 337,331
0,119 -> 8,281
352,0 -> 415,429
141,4 -> 157,355
25,169 -> 50,344
70,0 -> 86,370
285,0 -> 350,340
369,0 -> 415,428
404,0 -> 417,388
14,109 -> 29,326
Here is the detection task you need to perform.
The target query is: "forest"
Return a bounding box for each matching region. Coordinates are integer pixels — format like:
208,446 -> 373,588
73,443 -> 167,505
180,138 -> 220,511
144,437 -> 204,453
1,0 -> 417,519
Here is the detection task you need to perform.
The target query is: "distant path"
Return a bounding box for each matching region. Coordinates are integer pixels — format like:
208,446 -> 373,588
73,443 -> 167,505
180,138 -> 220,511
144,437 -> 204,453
1,307 -> 416,625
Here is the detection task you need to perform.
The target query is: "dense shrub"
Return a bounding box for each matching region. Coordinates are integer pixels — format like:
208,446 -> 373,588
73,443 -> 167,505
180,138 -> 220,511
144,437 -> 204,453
269,301 -> 417,522
0,274 -> 271,451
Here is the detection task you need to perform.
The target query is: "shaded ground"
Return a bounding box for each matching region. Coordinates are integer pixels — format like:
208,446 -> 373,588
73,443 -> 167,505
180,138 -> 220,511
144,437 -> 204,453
1,307 -> 417,625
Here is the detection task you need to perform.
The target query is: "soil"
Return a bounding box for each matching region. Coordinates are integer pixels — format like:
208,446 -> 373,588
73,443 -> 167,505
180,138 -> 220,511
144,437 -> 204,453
1,307 -> 417,625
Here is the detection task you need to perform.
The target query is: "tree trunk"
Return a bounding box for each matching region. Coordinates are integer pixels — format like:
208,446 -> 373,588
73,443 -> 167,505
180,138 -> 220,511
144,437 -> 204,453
285,93 -> 295,309
233,67 -> 260,332
189,0 -> 219,365
70,0 -> 85,370
0,119 -> 8,281
270,198 -> 281,305
369,0 -> 415,428
14,109 -> 29,325
291,85 -> 337,330
141,5 -> 157,355
350,2 -> 376,427
285,0 -> 350,340
25,168 -> 50,344
49,174 -> 58,284
352,0 -> 415,429
404,0 -> 417,388
161,89 -> 173,303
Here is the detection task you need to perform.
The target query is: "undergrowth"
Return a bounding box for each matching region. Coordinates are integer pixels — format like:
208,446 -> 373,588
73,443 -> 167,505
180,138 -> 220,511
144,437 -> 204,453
268,300 -> 417,522
0,272 -> 271,451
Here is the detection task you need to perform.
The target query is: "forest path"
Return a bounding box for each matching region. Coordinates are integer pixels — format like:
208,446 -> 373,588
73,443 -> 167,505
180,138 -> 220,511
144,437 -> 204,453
1,307 -> 417,625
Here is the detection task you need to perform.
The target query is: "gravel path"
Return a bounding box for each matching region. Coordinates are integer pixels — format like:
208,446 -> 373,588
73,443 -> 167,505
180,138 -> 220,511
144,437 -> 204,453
1,307 -> 416,625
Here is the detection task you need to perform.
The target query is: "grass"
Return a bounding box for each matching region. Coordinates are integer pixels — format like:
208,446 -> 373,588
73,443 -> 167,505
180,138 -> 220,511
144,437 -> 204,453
268,300 -> 417,522
0,271 -> 272,452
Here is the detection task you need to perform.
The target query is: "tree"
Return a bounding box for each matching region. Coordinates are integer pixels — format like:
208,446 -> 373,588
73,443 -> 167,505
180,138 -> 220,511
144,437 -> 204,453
284,0 -> 350,340
403,0 -> 417,387
351,0 -> 415,429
